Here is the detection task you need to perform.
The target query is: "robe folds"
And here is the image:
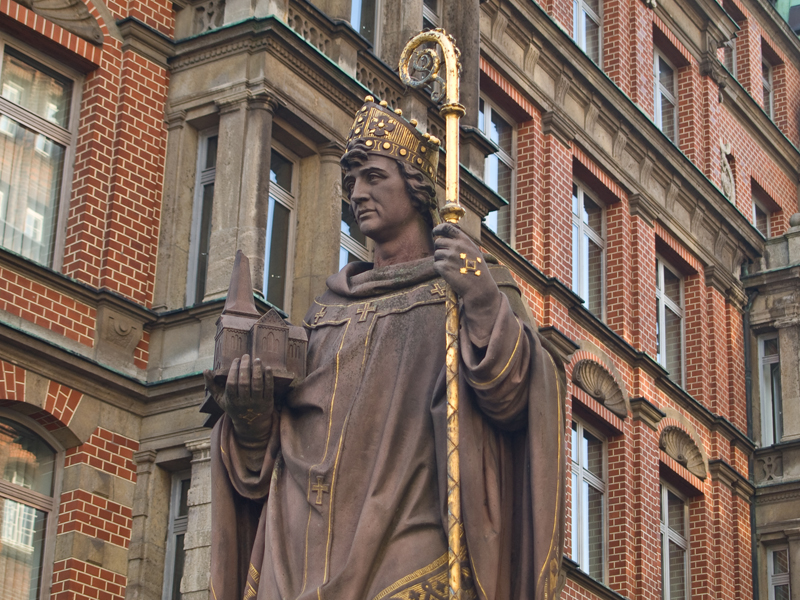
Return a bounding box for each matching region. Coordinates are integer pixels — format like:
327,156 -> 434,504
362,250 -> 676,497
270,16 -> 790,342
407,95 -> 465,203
210,256 -> 566,600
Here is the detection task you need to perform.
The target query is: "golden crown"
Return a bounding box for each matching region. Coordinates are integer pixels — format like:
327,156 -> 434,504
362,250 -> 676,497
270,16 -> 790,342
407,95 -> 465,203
346,96 -> 440,185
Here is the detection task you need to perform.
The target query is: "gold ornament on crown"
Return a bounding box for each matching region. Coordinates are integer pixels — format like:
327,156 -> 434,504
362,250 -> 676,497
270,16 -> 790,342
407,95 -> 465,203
346,97 -> 441,186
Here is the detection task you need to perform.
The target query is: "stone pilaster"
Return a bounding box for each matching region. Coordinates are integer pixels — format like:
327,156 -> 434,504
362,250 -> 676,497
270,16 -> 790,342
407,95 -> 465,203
182,438 -> 213,600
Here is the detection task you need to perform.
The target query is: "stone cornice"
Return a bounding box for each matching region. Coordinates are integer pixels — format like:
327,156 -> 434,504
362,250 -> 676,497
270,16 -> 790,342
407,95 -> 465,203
538,326 -> 580,362
630,397 -> 666,430
117,17 -> 175,69
738,0 -> 800,68
709,459 -> 755,500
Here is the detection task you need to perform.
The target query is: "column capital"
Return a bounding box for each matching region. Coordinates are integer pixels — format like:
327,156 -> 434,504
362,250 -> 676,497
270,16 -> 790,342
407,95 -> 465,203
215,93 -> 250,115
247,92 -> 280,113
318,140 -> 346,160
165,110 -> 187,131
186,437 -> 211,462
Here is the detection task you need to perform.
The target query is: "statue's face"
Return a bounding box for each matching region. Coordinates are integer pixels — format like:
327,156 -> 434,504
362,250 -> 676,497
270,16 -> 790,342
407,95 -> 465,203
342,154 -> 420,244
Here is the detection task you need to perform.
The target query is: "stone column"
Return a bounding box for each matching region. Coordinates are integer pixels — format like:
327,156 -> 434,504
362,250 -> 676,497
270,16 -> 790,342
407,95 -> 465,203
181,438 -> 213,600
379,0 -> 422,67
290,142 -> 344,322
238,94 -> 279,297
153,110 -> 199,311
126,450 -> 170,600
205,96 -> 248,300
205,95 -> 277,302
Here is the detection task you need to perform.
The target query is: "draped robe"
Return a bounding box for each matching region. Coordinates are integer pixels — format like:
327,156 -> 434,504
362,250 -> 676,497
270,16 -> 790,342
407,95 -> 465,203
210,256 -> 565,600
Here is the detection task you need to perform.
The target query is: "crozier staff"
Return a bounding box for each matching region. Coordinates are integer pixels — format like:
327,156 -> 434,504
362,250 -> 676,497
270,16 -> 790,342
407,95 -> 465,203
205,96 -> 565,600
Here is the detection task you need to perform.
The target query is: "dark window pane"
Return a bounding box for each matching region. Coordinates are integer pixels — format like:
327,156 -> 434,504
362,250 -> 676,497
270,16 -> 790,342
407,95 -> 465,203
667,491 -> 685,536
352,0 -> 377,44
583,194 -> 602,235
665,308 -> 682,382
572,222 -> 580,292
584,12 -> 600,63
489,110 -> 513,154
668,540 -> 686,600
178,478 -> 190,517
587,238 -> 603,316
583,429 -> 603,478
587,483 -> 603,579
171,533 -> 186,600
773,548 -> 789,574
754,203 -> 768,237
1,47 -> 72,128
763,337 -> 778,357
270,151 -> 293,192
662,267 -> 681,306
205,136 -> 218,170
771,362 -> 783,442
265,199 -> 291,308
658,57 -> 675,96
660,95 -> 676,142
0,498 -> 47,600
775,585 -> 790,600
194,182 -> 214,304
0,418 -> 54,495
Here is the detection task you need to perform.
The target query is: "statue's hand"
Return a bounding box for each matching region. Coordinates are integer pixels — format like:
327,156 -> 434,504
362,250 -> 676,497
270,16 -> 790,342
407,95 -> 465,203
204,354 -> 274,448
432,223 -> 502,313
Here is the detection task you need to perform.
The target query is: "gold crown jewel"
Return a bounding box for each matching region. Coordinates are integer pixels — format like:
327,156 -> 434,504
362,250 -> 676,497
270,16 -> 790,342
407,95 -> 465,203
345,95 -> 440,185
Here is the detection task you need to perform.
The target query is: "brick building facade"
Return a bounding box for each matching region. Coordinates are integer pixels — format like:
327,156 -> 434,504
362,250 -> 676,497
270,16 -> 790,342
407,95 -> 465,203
0,0 -> 797,598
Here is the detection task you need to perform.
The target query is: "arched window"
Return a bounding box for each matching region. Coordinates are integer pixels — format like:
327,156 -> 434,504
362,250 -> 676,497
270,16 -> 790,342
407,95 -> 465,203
0,413 -> 62,600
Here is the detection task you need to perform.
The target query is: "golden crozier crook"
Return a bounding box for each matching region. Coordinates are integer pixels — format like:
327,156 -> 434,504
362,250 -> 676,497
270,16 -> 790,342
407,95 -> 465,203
399,29 -> 466,600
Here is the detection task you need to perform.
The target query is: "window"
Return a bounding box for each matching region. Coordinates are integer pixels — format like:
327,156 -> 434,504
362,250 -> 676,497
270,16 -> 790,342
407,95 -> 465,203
656,258 -> 684,386
753,196 -> 770,238
162,471 -> 191,600
0,43 -> 77,268
571,182 -> 605,318
654,50 -> 677,143
186,130 -> 218,305
0,414 -> 61,600
723,39 -> 736,76
264,148 -> 296,309
768,546 -> 790,600
340,200 -> 369,270
660,484 -> 689,600
423,0 -> 440,29
571,421 -> 606,581
762,58 -> 773,119
351,0 -> 379,47
759,333 -> 783,446
479,97 -> 515,243
573,0 -> 601,64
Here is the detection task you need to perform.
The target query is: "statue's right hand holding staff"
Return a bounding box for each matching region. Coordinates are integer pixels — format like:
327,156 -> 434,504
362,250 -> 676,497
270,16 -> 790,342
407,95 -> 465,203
204,354 -> 274,453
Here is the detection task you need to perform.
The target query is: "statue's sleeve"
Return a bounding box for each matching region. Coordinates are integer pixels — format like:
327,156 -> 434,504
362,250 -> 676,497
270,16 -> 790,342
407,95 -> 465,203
210,414 -> 279,600
458,291 -> 533,430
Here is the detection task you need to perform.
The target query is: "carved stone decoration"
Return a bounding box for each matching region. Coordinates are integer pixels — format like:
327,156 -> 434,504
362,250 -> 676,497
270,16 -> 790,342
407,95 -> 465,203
355,62 -> 402,109
571,359 -> 627,417
659,426 -> 707,479
18,0 -> 103,44
719,142 -> 736,205
756,454 -> 783,483
288,7 -> 330,56
195,0 -> 225,34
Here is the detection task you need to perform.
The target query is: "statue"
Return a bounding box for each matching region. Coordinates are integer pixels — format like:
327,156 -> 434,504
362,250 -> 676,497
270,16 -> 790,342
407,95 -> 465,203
203,31 -> 565,600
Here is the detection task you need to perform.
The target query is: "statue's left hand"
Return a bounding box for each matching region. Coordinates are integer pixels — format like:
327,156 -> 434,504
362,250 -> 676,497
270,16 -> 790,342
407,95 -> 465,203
432,223 -> 502,315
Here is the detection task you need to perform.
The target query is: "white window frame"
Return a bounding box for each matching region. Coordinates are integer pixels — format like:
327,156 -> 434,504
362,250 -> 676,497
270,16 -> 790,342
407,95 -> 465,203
572,180 -> 606,320
753,196 -> 771,238
186,128 -> 218,306
758,332 -> 783,447
263,143 -> 297,310
162,470 -> 191,600
573,0 -> 602,64
653,49 -> 678,144
0,409 -> 65,600
422,0 -> 440,29
479,96 -> 517,245
660,483 -> 690,600
350,0 -> 381,51
762,58 -> 774,119
570,420 -> 607,583
0,37 -> 82,271
767,545 -> 791,600
656,257 -> 685,387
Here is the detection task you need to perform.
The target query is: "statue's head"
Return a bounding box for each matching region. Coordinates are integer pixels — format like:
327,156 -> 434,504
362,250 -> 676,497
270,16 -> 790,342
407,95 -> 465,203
340,96 -> 440,230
